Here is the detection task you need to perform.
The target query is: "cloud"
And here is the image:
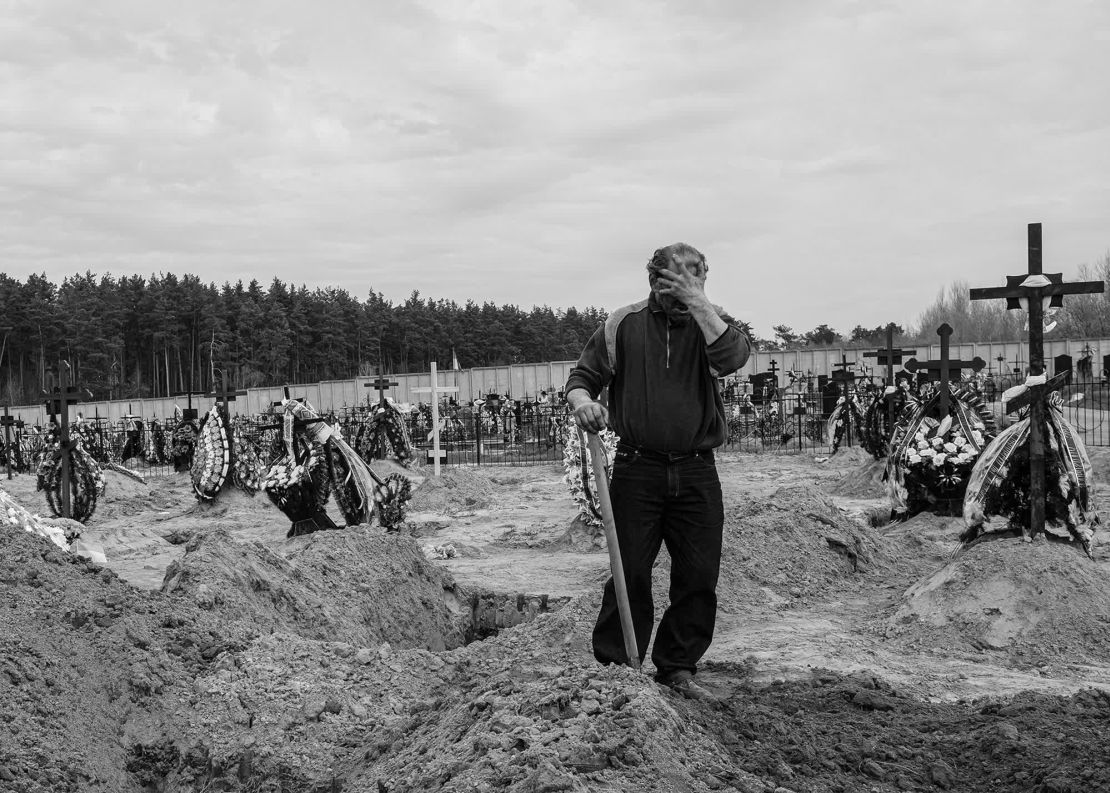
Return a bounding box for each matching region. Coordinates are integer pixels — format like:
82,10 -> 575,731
0,0 -> 1109,340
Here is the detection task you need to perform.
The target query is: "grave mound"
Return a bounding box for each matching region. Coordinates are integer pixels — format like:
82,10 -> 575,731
407,466 -> 495,514
160,526 -> 470,651
714,484 -> 904,611
888,534 -> 1110,665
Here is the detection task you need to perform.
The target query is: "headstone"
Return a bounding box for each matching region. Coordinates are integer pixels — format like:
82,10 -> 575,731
1053,353 -> 1073,378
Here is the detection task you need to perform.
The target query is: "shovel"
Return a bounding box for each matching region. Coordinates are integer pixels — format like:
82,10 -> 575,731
585,432 -> 641,672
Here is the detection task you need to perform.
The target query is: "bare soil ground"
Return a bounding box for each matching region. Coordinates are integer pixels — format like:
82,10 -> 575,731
2,447 -> 1109,793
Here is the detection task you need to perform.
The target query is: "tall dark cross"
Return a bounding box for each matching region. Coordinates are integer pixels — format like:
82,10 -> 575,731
206,374 -> 248,419
171,388 -> 205,422
830,355 -> 856,396
44,372 -> 88,520
365,375 -> 399,406
969,222 -> 1104,541
765,359 -> 781,415
1,405 -> 16,480
902,324 -> 986,415
863,324 -> 917,438
863,324 -> 917,386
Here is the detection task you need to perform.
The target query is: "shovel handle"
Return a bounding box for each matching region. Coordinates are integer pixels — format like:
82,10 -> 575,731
586,432 -> 641,672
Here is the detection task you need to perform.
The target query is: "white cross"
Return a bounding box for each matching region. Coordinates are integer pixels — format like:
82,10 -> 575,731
411,361 -> 460,476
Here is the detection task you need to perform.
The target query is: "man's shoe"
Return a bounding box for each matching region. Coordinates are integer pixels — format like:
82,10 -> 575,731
658,670 -> 718,702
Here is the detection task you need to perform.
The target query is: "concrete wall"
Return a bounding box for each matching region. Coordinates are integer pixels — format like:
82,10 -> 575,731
8,337 -> 1107,426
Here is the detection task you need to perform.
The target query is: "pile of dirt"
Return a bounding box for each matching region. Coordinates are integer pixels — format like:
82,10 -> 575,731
822,445 -> 875,468
716,484 -> 906,612
887,534 -> 1110,666
407,467 -> 496,514
160,526 -> 470,651
0,520 -> 254,792
828,457 -> 888,499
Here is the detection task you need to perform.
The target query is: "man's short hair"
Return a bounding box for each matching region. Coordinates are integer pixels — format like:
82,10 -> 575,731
646,243 -> 707,276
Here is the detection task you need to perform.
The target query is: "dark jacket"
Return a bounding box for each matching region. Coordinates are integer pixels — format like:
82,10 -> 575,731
565,294 -> 751,452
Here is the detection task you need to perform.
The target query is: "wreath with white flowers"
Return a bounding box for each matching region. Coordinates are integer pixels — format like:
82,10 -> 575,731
885,384 -> 996,518
562,427 -> 619,528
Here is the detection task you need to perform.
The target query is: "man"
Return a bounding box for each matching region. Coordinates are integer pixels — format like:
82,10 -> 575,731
565,242 -> 751,701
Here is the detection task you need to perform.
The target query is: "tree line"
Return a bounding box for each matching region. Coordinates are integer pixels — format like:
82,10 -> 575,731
0,273 -> 606,404
763,252 -> 1110,351
1,253 -> 1107,405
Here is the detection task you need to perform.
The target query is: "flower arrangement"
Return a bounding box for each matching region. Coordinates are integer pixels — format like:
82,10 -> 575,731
262,409 -> 332,534
861,386 -> 912,460
885,384 -> 997,518
562,426 -> 619,529
35,434 -> 105,524
170,418 -> 200,473
962,391 -> 1098,556
826,390 -> 868,454
190,406 -> 231,502
357,400 -> 415,468
231,421 -> 264,496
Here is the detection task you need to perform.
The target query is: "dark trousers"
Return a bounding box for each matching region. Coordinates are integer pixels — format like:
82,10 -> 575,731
591,449 -> 724,678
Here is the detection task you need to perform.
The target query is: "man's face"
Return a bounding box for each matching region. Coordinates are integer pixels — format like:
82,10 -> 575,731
649,254 -> 707,317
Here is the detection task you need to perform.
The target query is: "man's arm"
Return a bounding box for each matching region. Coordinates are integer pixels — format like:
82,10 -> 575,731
564,325 -> 612,434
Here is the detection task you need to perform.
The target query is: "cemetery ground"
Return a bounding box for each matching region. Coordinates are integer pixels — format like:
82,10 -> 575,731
2,447 -> 1110,793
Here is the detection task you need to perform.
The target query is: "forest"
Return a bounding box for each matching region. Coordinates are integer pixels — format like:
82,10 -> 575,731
1,253 -> 1108,405
0,273 -> 606,404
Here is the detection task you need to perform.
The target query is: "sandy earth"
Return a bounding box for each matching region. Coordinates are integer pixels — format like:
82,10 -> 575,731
1,447 -> 1109,792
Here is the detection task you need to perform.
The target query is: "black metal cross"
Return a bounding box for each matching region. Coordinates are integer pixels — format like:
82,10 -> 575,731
1,405 -> 15,480
365,375 -> 399,406
863,324 -> 918,439
863,324 -> 917,386
902,324 -> 986,415
969,222 -> 1105,541
830,355 -> 856,393
207,373 -> 248,418
171,388 -> 205,422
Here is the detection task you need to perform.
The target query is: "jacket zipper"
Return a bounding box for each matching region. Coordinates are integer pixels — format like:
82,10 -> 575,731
666,324 -> 671,369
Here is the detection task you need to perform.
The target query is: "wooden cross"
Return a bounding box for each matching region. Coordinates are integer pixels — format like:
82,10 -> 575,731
902,324 -> 986,415
1,405 -> 15,480
864,324 -> 918,439
969,222 -> 1105,541
412,362 -> 460,476
365,375 -> 399,406
43,372 -> 88,520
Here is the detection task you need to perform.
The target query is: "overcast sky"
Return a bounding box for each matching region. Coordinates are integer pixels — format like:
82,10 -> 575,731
3,0 -> 1109,340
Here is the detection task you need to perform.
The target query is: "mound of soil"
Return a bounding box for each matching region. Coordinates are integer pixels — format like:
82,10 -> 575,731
717,484 -> 903,612
888,534 -> 1110,666
160,526 -> 470,651
0,521 -> 254,792
828,458 -> 888,499
408,467 -> 495,514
